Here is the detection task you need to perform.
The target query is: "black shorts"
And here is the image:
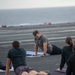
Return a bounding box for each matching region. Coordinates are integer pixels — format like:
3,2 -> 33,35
15,66 -> 33,75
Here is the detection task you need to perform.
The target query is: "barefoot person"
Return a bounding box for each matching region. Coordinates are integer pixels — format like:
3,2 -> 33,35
32,30 -> 62,57
5,41 -> 51,75
57,37 -> 74,71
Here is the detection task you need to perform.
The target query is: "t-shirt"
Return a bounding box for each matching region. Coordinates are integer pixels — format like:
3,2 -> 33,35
35,35 -> 53,53
7,48 -> 27,71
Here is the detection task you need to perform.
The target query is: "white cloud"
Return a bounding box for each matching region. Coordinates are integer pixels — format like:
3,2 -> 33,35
0,0 -> 75,9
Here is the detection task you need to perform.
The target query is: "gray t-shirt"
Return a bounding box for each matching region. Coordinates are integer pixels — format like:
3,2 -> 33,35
35,35 -> 53,53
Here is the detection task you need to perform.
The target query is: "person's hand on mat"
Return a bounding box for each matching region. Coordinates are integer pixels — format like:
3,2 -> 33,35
57,68 -> 61,71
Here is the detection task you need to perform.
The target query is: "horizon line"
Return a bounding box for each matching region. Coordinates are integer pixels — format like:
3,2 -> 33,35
0,6 -> 75,10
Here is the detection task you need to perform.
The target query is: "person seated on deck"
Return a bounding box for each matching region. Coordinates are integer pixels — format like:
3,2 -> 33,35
5,41 -> 51,75
57,37 -> 74,71
32,30 -> 62,57
66,45 -> 75,75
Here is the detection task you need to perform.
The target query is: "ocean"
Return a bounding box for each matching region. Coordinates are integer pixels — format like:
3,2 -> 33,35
0,6 -> 75,27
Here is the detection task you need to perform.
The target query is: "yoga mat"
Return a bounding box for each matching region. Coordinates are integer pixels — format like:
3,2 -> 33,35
26,51 -> 50,57
55,68 -> 66,73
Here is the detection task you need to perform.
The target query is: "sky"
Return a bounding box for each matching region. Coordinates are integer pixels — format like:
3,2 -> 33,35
0,0 -> 75,9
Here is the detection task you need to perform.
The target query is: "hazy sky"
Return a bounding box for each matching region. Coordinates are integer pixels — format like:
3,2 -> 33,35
0,0 -> 75,9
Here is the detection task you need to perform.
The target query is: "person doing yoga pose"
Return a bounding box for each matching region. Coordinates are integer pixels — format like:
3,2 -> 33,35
32,30 -> 62,57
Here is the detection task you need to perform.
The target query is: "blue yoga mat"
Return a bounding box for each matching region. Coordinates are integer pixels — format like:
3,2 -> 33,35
26,51 -> 50,57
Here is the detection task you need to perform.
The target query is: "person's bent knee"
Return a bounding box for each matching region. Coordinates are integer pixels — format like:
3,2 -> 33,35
38,71 -> 51,75
21,72 -> 28,75
38,71 -> 47,75
29,70 -> 38,74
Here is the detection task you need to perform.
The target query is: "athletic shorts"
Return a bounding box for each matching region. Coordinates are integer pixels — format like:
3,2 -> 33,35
15,66 -> 33,75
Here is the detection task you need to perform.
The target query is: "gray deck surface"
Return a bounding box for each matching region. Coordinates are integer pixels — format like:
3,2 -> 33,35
0,22 -> 75,75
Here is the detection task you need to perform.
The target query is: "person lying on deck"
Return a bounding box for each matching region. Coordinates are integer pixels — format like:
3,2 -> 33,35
32,30 -> 62,57
5,41 -> 51,75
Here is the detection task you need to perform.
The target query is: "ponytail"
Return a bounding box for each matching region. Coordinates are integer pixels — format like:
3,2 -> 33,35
70,41 -> 74,47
